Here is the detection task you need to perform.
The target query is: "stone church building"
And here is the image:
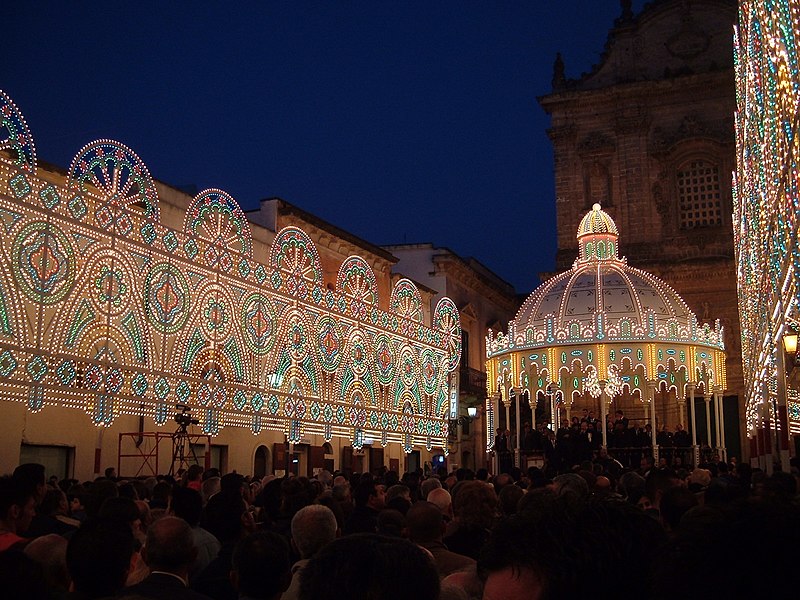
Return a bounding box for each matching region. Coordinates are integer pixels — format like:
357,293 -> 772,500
539,0 -> 742,457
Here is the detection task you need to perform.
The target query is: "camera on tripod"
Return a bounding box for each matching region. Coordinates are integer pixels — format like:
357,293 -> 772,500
174,403 -> 199,428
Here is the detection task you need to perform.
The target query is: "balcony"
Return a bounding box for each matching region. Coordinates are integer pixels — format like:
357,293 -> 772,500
460,366 -> 487,400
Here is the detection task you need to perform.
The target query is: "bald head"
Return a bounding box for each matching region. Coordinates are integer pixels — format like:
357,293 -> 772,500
427,488 -> 452,517
25,534 -> 69,593
291,504 -> 337,559
143,516 -> 196,572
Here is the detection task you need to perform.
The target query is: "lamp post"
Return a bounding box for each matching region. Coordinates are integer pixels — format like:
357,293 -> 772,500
449,406 -> 478,470
777,331 -> 797,471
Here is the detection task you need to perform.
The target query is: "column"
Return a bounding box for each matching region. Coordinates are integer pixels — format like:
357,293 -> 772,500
600,381 -> 608,449
513,387 -> 522,469
775,342 -> 792,472
761,381 -> 773,475
714,385 -> 727,463
712,387 -> 723,461
704,393 -> 712,459
687,382 -> 699,467
492,392 -> 501,475
648,381 -> 658,461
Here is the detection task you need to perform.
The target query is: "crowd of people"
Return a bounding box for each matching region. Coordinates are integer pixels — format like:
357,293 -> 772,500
496,410 -> 702,472
1,441 -> 799,600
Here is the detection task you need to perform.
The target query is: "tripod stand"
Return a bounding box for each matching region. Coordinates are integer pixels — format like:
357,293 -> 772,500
169,423 -> 200,477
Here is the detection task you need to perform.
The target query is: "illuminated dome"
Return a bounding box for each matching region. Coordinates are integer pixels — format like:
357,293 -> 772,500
503,204 -> 720,349
485,203 -> 727,458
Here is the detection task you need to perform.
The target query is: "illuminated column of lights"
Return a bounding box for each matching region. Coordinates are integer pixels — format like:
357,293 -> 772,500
733,1 -> 800,440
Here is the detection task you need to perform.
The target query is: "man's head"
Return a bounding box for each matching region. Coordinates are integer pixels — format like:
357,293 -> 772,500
66,519 -> 136,597
0,475 -> 36,535
353,481 -> 385,510
420,476 -> 442,500
405,500 -> 445,544
12,463 -> 46,505
104,467 -> 117,480
291,504 -> 337,559
232,531 -> 291,600
142,516 -> 196,575
171,485 -> 203,527
426,488 -> 453,519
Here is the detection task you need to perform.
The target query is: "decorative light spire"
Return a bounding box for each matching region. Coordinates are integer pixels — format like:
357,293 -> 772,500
576,203 -> 620,263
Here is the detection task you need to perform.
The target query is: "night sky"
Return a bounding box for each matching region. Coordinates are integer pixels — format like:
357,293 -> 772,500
6,1 -> 645,293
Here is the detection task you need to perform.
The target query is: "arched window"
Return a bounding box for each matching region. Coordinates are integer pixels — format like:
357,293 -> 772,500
677,159 -> 722,229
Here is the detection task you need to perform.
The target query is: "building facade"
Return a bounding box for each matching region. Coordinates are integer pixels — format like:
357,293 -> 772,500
539,0 -> 743,458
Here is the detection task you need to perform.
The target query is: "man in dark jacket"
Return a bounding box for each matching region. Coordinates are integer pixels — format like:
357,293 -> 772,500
127,516 -> 212,599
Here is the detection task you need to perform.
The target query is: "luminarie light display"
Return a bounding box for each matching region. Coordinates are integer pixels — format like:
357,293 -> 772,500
486,204 -> 727,462
733,1 -> 800,451
0,89 -> 461,454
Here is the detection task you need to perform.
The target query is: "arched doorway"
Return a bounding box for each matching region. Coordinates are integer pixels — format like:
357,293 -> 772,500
253,445 -> 271,478
322,442 -> 335,473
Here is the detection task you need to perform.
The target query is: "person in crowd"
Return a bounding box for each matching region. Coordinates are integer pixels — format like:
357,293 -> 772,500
406,500 -> 475,578
342,480 -> 384,535
192,486 -> 257,600
27,487 -> 80,537
230,531 -> 291,600
443,481 -> 496,560
124,516 -> 211,599
184,465 -> 204,492
0,475 -> 36,552
24,533 -> 70,597
170,485 -> 220,578
201,476 -> 221,505
0,546 -> 50,600
658,486 -> 698,535
384,484 -> 411,514
66,518 -> 137,598
283,505 -> 338,600
427,488 -> 454,522
298,533 -> 439,600
498,484 -> 524,517
420,476 -> 442,500
13,463 -> 47,506
376,508 -> 405,537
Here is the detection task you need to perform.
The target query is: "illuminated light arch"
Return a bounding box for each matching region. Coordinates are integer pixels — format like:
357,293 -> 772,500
433,297 -> 462,373
336,255 -> 378,306
0,89 -> 36,173
269,227 -> 323,300
390,278 -> 423,323
68,139 -> 160,221
184,188 -> 253,260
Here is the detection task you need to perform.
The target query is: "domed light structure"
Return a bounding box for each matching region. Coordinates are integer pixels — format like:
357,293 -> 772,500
486,204 -> 727,465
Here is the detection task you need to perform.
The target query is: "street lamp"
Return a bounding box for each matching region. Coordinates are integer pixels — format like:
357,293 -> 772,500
783,332 -> 798,356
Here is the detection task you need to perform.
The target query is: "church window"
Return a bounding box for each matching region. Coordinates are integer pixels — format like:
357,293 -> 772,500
677,160 -> 722,229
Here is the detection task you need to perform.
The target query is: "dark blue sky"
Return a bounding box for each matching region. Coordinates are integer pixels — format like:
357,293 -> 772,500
6,2 -> 645,293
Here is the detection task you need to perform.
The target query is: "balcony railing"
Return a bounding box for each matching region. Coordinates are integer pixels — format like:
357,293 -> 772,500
460,366 -> 487,399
